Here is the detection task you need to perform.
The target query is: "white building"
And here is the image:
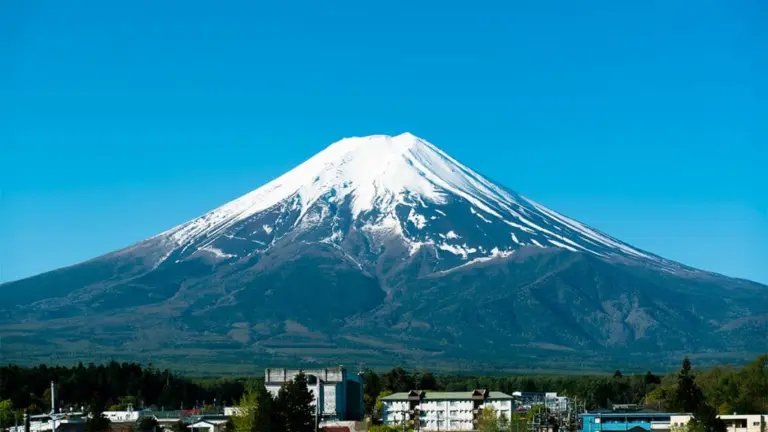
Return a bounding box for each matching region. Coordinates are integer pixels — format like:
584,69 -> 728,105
546,394 -> 570,413
8,414 -> 87,432
382,389 -> 514,431
187,419 -> 228,432
672,414 -> 767,432
511,391 -> 570,413
102,407 -> 141,423
222,407 -> 243,417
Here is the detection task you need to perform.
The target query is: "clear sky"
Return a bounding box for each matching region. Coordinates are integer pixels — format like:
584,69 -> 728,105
1,0 -> 766,284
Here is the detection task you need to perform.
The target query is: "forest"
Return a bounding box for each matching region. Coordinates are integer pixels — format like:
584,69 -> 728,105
0,355 -> 766,431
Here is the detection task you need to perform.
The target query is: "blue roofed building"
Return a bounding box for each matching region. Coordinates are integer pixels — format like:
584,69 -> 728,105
579,405 -> 690,432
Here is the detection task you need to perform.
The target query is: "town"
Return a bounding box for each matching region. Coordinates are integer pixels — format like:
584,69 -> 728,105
1,356 -> 766,432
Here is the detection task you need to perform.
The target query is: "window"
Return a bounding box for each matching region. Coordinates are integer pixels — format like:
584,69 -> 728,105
753,423 -> 760,427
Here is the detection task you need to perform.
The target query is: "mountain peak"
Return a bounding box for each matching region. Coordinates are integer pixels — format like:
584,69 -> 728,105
160,134 -> 670,272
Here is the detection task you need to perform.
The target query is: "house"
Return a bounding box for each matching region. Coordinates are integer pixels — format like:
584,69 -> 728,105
579,407 -> 685,432
671,414 -> 767,432
264,366 -> 364,421
186,419 -> 228,432
102,406 -> 144,423
382,389 -> 514,431
145,410 -> 227,432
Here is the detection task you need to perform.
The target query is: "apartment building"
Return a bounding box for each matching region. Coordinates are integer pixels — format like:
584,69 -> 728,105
382,389 -> 514,431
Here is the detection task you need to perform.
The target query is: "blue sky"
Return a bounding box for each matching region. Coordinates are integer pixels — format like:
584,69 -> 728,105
1,0 -> 766,284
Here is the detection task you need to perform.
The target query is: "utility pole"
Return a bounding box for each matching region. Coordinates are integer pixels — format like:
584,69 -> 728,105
50,381 -> 56,432
314,393 -> 319,432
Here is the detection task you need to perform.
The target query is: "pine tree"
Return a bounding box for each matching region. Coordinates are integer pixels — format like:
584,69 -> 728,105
85,398 -> 111,432
675,357 -> 701,413
253,386 -> 275,432
275,372 -> 315,432
674,357 -> 726,432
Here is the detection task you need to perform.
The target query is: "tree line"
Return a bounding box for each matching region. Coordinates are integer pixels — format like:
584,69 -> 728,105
1,355 -> 766,431
360,355 -> 766,418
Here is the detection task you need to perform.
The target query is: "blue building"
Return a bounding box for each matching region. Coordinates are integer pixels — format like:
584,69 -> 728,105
580,408 -> 683,432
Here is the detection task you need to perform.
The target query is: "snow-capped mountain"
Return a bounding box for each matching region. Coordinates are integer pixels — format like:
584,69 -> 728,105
151,133 -> 673,273
1,133 -> 765,371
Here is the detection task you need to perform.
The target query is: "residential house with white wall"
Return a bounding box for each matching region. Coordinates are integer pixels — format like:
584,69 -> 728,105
671,414 -> 767,432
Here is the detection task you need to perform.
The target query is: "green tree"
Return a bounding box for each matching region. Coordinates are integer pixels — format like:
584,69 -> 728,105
498,413 -> 510,431
374,390 -> 393,420
274,372 -> 315,432
0,400 -> 17,429
381,368 -> 414,393
675,357 -> 702,413
368,426 -> 401,432
252,385 -> 276,432
136,416 -> 159,432
477,406 -> 501,432
232,382 -> 259,432
362,369 -> 382,416
673,358 -> 725,432
419,371 -> 438,390
171,420 -> 188,432
527,404 -> 549,419
85,398 -> 111,432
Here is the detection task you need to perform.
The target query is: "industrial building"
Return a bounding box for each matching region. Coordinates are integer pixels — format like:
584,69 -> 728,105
264,366 -> 364,421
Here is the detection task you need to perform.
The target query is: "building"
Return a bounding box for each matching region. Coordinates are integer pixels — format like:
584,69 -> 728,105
8,414 -> 87,432
719,415 -> 767,432
547,395 -> 570,413
382,389 -> 514,431
186,419 -> 228,432
102,406 -> 143,423
580,407 -> 684,432
147,410 -> 228,432
513,392 -> 546,409
671,414 -> 768,432
510,391 -> 569,413
264,366 -> 364,421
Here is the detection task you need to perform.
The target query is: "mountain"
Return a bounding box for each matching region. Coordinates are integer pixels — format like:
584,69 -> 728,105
1,133 -> 766,372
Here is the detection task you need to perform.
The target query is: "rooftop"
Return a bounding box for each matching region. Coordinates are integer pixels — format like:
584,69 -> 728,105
382,391 -> 513,401
581,409 -> 686,417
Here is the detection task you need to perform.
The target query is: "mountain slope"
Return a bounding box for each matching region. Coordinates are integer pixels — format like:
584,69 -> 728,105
1,133 -> 765,371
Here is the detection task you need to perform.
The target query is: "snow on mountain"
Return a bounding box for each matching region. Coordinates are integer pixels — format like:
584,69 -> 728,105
155,133 -> 668,271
